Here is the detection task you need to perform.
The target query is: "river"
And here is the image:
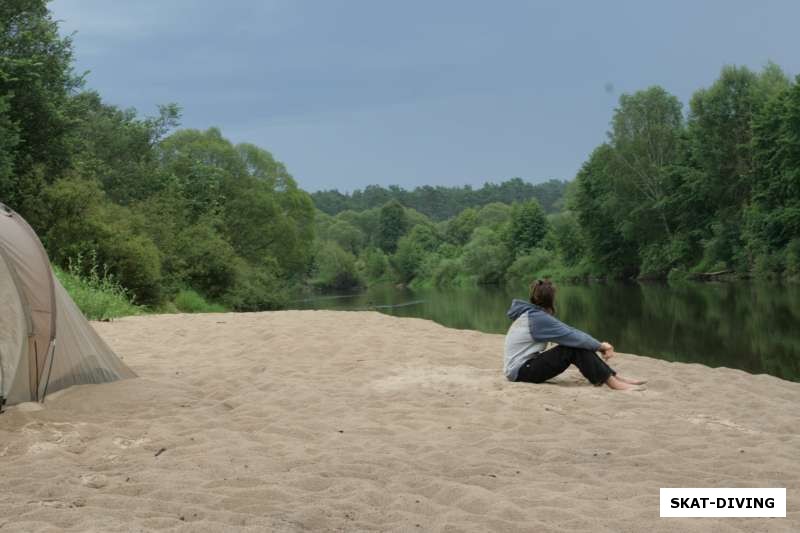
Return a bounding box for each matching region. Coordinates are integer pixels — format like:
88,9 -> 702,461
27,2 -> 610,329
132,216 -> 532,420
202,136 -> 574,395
291,281 -> 800,383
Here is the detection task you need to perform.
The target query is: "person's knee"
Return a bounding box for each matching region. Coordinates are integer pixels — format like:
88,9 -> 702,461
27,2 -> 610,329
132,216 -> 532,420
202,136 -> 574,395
572,348 -> 597,361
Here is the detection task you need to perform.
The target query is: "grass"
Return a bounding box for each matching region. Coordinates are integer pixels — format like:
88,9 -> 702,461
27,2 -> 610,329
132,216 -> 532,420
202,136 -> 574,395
54,253 -> 229,319
53,262 -> 143,320
173,289 -> 227,313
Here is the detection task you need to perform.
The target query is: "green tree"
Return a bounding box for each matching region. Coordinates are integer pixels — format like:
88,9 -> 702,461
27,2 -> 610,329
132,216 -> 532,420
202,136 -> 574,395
572,145 -> 639,277
326,219 -> 365,254
476,202 -> 512,229
41,177 -> 163,304
0,0 -> 81,218
747,75 -> 800,274
358,247 -> 389,281
0,95 -> 18,184
378,200 -> 408,253
392,224 -> 441,283
688,64 -> 791,271
445,207 -> 478,245
688,65 -> 789,211
507,199 -> 549,257
506,248 -> 554,285
608,86 -> 684,243
67,92 -> 180,205
548,211 -> 585,267
158,128 -> 315,277
311,178 -> 568,220
313,241 -> 361,290
462,227 -> 511,284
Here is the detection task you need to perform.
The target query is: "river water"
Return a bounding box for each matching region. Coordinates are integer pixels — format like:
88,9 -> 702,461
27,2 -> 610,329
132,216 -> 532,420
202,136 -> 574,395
291,282 -> 800,383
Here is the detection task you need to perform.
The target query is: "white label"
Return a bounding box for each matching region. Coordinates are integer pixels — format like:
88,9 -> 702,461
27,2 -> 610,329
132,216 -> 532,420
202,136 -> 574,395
660,488 -> 786,517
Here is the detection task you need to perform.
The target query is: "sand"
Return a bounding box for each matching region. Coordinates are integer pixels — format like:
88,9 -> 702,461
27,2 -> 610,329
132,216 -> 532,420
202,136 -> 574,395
1,310 -> 798,532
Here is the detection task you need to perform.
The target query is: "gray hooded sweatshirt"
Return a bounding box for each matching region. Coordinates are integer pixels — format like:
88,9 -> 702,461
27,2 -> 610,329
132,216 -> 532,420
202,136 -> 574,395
503,299 -> 602,381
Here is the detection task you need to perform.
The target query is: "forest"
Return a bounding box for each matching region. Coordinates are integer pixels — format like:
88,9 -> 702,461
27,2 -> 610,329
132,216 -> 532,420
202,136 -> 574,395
2,2 -> 799,315
311,178 -> 567,220
309,62 -> 800,291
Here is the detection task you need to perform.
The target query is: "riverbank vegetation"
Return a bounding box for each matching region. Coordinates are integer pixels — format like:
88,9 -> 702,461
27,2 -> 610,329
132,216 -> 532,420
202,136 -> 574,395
2,2 -> 798,316
2,2 -> 312,313
313,64 -> 800,290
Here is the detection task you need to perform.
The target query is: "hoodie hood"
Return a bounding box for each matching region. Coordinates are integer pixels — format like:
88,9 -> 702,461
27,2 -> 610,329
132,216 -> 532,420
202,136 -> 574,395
507,299 -> 540,320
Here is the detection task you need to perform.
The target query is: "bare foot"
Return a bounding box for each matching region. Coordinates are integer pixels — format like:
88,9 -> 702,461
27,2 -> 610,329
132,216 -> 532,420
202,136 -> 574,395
605,375 -> 646,391
615,374 -> 647,385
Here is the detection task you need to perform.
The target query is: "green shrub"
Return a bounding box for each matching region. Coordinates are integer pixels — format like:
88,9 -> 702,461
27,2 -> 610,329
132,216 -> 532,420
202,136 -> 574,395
548,212 -> 585,266
176,222 -> 240,299
223,259 -> 289,311
359,247 -> 389,281
462,227 -> 511,284
313,241 -> 362,290
638,243 -> 673,279
54,257 -> 142,320
99,231 -> 163,304
326,219 -> 366,254
752,251 -> 782,279
505,248 -> 554,285
507,199 -> 549,257
173,289 -> 227,313
445,208 -> 478,245
42,178 -> 163,305
391,225 -> 442,283
783,239 -> 800,279
431,257 -> 470,287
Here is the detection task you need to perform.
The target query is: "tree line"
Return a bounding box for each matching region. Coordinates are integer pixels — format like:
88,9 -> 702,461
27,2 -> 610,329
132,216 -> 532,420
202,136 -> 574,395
572,63 -> 799,280
312,178 -> 567,220
312,63 -> 800,290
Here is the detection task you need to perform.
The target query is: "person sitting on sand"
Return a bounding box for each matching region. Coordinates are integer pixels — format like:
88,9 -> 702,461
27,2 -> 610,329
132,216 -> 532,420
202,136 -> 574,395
504,280 -> 645,390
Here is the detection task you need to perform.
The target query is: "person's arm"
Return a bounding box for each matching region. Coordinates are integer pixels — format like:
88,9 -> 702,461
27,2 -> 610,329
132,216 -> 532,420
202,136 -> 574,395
528,311 -> 602,351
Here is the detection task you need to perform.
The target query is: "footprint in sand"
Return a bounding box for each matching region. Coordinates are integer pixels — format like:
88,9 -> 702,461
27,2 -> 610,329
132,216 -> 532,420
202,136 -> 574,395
112,436 -> 150,449
686,414 -> 760,435
23,422 -> 86,455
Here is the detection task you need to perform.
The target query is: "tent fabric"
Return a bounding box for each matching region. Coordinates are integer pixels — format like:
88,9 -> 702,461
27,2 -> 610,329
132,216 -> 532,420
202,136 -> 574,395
0,203 -> 135,406
0,251 -> 28,403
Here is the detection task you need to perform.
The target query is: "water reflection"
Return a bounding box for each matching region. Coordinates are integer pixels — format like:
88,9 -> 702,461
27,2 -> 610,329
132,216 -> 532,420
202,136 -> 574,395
292,282 -> 800,382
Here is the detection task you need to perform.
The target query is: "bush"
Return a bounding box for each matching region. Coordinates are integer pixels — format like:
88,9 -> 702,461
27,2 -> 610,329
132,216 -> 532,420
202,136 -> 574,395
313,242 -> 362,290
505,248 -> 555,285
175,222 -> 240,299
548,212 -> 585,266
391,225 -> 442,283
173,289 -> 227,313
223,259 -> 289,311
98,231 -> 163,304
784,239 -> 800,279
42,177 -> 163,305
507,199 -> 549,257
752,251 -> 782,279
445,208 -> 478,245
638,243 -> 673,279
476,202 -> 512,230
359,247 -> 389,282
326,219 -> 365,254
431,257 -> 469,287
462,227 -> 511,284
54,256 -> 142,320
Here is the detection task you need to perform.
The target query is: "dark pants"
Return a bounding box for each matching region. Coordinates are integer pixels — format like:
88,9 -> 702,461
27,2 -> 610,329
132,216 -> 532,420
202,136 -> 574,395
516,345 -> 616,386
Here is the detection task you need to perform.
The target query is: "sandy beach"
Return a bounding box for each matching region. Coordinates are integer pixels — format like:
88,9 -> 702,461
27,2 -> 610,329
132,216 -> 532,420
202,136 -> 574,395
1,310 -> 798,532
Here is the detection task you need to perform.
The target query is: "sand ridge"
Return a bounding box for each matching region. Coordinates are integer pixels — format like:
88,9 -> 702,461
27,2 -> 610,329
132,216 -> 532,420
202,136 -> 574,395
0,310 -> 798,532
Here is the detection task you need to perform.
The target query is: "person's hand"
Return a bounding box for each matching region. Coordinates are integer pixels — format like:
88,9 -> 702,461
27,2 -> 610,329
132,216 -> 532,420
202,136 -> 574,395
599,342 -> 615,360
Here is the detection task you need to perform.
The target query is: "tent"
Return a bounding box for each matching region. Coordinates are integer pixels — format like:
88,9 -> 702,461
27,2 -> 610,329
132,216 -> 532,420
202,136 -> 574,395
0,202 -> 135,409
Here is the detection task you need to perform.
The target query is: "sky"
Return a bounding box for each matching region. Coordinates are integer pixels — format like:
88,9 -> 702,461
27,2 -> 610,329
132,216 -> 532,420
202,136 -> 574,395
50,0 -> 800,192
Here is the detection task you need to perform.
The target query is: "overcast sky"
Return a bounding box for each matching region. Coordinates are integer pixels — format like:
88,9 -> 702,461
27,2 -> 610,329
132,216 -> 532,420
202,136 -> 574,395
50,0 -> 800,192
